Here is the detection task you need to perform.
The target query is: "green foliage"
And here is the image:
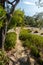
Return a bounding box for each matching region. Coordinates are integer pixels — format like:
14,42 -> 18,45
35,19 -> 43,28
0,61 -> 5,65
23,39 -> 32,48
19,29 -> 43,57
5,32 -> 17,50
27,34 -> 43,49
0,6 -> 6,17
24,16 -> 35,27
19,29 -> 31,41
31,46 -> 40,58
0,5 -> 6,28
8,9 -> 24,29
19,29 -> 43,49
38,59 -> 43,65
0,50 -> 9,65
24,15 -> 43,28
0,21 -> 3,29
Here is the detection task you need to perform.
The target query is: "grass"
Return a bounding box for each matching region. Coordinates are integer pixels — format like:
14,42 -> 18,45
19,28 -> 43,58
5,32 -> 17,50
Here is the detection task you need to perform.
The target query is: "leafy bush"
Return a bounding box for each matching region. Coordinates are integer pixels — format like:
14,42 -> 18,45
8,9 -> 24,29
0,61 -> 4,65
19,29 -> 43,49
22,40 -> 40,58
0,50 -> 9,65
19,29 -> 31,41
5,32 -> 17,50
23,39 -> 32,48
31,46 -> 40,58
19,29 -> 43,58
38,59 -> 43,65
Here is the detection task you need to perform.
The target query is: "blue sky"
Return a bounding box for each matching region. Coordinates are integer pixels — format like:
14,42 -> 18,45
11,0 -> 43,16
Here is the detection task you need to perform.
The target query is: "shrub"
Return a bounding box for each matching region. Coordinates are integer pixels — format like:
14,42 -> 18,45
28,29 -> 32,33
0,61 -> 4,65
28,34 -> 43,49
0,50 -> 9,65
5,32 -> 17,50
19,29 -> 31,41
23,39 -> 32,48
31,46 -> 40,58
38,59 -> 43,65
19,29 -> 43,58
19,29 -> 43,49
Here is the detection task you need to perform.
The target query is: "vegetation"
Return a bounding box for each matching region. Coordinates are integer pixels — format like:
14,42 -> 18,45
0,0 -> 20,51
0,0 -> 43,65
0,6 -> 6,17
31,46 -> 40,58
19,29 -> 31,41
0,50 -> 9,65
5,32 -> 17,50
38,59 -> 43,65
0,5 -> 6,28
24,15 -> 43,28
8,9 -> 24,29
19,29 -> 43,58
20,29 -> 43,49
24,16 -> 35,27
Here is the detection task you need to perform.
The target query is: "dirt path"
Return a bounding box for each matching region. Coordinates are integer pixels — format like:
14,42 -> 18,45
13,27 -> 27,60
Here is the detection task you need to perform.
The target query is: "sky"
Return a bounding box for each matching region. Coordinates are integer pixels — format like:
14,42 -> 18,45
11,0 -> 43,16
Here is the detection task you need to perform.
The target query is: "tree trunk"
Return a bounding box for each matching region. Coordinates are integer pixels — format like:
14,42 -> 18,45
0,28 -> 2,48
0,0 -> 20,50
2,20 -> 8,50
2,15 -> 11,50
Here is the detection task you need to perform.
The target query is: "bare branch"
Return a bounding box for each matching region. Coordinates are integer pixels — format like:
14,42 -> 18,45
11,0 -> 15,3
7,0 -> 20,14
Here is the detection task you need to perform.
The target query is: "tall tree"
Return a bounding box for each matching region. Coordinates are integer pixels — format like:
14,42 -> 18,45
0,0 -> 20,50
36,0 -> 43,7
10,9 -> 24,27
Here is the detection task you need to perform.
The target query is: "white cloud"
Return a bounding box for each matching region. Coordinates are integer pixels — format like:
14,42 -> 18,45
23,1 -> 35,5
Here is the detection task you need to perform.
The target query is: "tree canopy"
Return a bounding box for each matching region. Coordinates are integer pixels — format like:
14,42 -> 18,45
8,9 -> 24,29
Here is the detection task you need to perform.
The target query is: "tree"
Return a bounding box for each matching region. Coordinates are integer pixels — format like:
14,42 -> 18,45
36,0 -> 43,7
0,6 -> 6,28
9,9 -> 24,28
0,0 -> 20,50
24,16 -> 35,27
